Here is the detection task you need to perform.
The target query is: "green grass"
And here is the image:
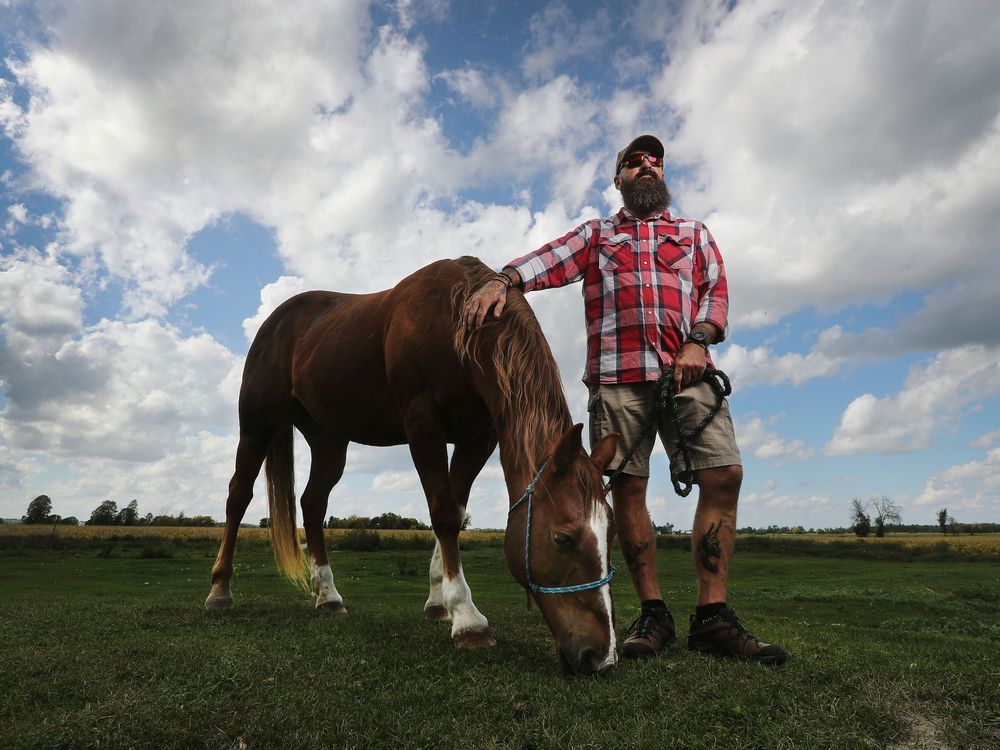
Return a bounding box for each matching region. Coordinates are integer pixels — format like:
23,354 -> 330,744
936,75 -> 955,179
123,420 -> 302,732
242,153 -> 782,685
1,542 -> 998,749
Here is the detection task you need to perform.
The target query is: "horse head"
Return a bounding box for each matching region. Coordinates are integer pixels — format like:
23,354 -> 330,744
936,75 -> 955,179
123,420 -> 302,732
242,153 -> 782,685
504,424 -> 620,676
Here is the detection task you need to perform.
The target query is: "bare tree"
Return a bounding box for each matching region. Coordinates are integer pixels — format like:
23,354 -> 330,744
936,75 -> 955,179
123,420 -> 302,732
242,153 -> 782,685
850,498 -> 871,538
870,494 -> 902,537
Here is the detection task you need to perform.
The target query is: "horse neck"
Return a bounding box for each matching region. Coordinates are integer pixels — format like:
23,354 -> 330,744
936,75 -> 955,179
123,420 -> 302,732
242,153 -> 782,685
459,290 -> 572,505
478,376 -> 572,507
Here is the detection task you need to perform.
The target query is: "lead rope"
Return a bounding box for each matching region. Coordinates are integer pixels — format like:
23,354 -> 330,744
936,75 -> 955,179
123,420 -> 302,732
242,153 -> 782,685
603,365 -> 731,498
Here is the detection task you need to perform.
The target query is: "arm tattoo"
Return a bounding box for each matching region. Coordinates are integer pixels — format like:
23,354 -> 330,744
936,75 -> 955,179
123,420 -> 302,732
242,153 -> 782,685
621,539 -> 652,573
698,521 -> 722,574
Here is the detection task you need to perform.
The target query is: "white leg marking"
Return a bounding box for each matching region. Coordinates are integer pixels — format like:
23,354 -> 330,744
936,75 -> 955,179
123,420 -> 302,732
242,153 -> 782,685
423,541 -> 448,616
442,565 -> 489,637
590,504 -> 617,670
303,546 -> 345,610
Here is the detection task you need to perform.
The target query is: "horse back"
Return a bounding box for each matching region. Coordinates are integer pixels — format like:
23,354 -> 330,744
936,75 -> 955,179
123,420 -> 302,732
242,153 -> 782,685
240,259 -> 490,445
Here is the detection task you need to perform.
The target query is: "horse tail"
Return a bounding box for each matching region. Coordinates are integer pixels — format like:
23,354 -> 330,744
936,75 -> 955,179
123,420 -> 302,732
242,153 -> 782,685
265,426 -> 308,588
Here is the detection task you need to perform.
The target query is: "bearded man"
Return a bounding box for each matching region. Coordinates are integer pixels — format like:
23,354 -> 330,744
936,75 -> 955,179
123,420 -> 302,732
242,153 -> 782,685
465,135 -> 786,665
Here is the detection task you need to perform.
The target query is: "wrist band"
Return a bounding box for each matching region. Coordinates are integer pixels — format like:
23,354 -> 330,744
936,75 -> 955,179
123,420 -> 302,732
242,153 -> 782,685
493,272 -> 512,289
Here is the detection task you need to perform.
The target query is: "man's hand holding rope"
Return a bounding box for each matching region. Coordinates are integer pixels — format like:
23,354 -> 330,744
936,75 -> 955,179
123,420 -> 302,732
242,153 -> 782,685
674,342 -> 708,392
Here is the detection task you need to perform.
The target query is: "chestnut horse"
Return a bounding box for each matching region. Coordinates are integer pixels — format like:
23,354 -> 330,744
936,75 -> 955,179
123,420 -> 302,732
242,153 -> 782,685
205,257 -> 619,674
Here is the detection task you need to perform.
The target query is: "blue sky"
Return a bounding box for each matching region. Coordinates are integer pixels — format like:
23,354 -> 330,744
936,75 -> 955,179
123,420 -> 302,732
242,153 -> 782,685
1,0 -> 998,531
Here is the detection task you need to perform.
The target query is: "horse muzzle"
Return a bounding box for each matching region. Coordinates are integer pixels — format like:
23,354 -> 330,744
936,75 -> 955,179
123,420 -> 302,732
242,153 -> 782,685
558,641 -> 617,676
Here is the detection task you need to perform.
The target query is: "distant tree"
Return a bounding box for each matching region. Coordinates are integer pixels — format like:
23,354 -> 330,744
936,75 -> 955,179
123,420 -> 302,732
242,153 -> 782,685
870,494 -> 902,537
655,522 -> 675,534
86,500 -> 119,526
140,512 -> 154,526
116,499 -> 139,526
937,508 -> 948,535
23,495 -> 53,524
60,516 -> 79,526
260,517 -> 270,528
462,513 -> 472,531
850,498 -> 871,538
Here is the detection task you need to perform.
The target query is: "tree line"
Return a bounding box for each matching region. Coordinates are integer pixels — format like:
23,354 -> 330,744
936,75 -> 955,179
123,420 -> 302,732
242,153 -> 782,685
19,495 -> 216,527
257,512 -> 432,530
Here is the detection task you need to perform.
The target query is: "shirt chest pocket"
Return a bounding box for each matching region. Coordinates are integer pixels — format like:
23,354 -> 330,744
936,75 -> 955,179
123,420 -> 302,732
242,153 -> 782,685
656,234 -> 694,274
598,233 -> 634,272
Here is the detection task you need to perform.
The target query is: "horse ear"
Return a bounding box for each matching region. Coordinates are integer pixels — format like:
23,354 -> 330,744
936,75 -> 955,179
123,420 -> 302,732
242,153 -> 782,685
590,433 -> 619,472
552,423 -> 584,475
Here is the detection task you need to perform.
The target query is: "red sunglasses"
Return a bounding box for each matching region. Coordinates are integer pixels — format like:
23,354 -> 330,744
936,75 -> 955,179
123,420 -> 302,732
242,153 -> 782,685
619,152 -> 663,171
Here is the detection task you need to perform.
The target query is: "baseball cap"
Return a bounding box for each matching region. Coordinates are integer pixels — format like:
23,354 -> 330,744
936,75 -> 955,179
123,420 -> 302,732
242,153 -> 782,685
615,134 -> 665,175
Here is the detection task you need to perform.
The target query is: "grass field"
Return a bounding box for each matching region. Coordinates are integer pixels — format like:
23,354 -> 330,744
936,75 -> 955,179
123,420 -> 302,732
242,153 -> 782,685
1,532 -> 998,749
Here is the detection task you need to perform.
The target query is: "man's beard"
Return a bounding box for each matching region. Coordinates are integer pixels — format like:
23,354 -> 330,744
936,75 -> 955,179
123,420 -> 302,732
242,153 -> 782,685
621,172 -> 671,216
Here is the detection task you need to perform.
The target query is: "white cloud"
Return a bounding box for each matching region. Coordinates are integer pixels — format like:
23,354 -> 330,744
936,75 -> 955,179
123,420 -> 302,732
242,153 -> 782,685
825,345 -> 1000,456
5,0 -> 371,314
437,67 -> 497,110
2,1 -> 999,531
1,318 -> 237,460
915,446 -> 1000,520
737,415 -> 813,463
371,469 -> 420,493
650,0 -> 1000,327
521,1 -> 609,81
716,340 -> 842,389
970,431 -> 1000,450
0,249 -> 83,346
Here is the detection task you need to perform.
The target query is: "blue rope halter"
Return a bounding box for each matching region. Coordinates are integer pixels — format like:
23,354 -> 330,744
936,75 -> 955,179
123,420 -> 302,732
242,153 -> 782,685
508,457 -> 617,595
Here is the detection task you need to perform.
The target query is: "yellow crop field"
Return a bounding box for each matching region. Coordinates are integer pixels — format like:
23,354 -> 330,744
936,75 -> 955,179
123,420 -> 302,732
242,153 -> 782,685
751,532 -> 1000,555
0,523 -> 506,546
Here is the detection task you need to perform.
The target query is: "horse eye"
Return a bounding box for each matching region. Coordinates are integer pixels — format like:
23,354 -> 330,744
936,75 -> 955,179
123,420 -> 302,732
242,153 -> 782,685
553,532 -> 574,548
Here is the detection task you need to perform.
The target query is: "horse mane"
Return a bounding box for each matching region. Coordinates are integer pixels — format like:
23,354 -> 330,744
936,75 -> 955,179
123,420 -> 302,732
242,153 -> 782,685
451,257 -> 573,475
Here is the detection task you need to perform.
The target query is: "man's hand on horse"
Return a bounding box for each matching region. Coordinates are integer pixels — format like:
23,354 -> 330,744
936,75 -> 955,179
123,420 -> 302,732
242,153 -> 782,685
465,277 -> 510,329
674,343 -> 708,391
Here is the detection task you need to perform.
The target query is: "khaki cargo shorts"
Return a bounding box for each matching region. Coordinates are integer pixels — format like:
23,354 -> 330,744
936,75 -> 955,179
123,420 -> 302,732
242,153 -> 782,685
588,378 -> 741,480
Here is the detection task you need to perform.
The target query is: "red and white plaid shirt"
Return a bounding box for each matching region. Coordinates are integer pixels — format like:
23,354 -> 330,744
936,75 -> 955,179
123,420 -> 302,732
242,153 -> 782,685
508,208 -> 729,384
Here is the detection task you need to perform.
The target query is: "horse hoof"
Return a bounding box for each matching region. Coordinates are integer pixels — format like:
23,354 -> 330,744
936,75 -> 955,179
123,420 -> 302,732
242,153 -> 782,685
316,600 -> 347,614
453,629 -> 496,650
204,596 -> 233,610
423,605 -> 450,621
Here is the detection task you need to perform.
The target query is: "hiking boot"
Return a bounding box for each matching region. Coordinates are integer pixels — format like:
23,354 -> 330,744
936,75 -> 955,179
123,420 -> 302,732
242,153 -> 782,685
687,608 -> 787,665
621,608 -> 676,658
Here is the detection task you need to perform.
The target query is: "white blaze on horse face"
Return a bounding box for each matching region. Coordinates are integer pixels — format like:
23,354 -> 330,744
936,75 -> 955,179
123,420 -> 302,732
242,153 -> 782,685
442,564 -> 489,637
589,501 -> 617,669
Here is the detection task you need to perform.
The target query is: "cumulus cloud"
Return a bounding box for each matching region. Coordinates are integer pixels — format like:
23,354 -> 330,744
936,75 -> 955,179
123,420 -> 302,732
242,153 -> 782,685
371,470 -> 421,493
4,0 -> 371,315
915,446 -> 1000,519
649,0 -> 1000,327
2,1 -> 999,527
825,345 -> 1000,456
737,415 -> 813,463
1,317 -> 237,461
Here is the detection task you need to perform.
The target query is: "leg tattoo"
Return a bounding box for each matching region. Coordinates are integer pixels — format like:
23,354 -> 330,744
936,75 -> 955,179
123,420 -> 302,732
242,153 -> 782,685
698,521 -> 722,574
622,539 -> 652,573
